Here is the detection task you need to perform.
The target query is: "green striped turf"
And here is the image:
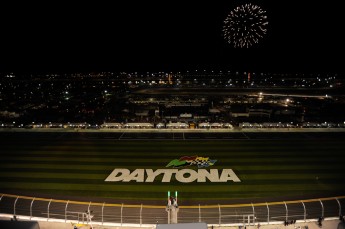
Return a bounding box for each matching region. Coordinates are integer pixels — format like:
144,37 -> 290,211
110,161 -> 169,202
1,139 -> 345,201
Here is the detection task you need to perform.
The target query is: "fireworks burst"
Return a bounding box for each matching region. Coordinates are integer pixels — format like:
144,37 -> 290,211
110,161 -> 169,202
223,3 -> 268,48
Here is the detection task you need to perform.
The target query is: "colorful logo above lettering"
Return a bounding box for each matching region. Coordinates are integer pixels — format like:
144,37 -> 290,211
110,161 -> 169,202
166,156 -> 217,168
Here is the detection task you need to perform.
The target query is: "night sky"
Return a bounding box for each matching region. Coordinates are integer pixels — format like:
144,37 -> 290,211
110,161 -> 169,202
1,1 -> 344,74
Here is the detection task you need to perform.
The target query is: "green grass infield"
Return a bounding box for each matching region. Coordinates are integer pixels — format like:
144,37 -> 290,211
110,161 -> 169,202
1,138 -> 345,202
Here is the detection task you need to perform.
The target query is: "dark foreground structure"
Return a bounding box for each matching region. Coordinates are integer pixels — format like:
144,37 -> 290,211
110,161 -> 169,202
0,219 -> 40,229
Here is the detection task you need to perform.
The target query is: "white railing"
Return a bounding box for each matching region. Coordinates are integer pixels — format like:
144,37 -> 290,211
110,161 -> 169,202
0,194 -> 344,227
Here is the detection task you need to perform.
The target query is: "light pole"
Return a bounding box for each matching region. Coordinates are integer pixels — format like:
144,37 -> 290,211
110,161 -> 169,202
166,191 -> 179,224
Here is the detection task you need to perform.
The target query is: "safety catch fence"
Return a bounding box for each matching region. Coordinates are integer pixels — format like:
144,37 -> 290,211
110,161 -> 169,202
1,194 -> 344,226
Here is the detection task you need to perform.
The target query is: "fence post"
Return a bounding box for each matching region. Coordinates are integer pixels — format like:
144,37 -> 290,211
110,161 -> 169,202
319,199 -> 324,219
102,202 -> 105,225
251,203 -> 255,225
87,202 -> 92,225
284,201 -> 288,222
301,201 -> 306,222
65,200 -> 69,223
218,204 -> 221,226
335,198 -> 341,218
14,196 -> 19,217
0,195 -> 3,214
266,202 -> 269,224
121,203 -> 123,226
168,205 -> 170,224
140,204 -> 143,226
30,198 -> 35,220
47,199 -> 52,221
199,204 -> 201,222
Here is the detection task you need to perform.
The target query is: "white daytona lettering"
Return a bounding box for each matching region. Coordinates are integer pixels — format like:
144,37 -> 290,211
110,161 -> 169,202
105,169 -> 241,183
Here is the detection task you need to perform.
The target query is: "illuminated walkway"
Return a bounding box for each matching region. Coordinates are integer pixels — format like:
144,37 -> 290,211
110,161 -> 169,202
1,215 -> 343,229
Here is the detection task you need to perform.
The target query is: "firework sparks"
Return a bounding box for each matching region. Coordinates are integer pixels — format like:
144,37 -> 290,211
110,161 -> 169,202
223,3 -> 269,48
